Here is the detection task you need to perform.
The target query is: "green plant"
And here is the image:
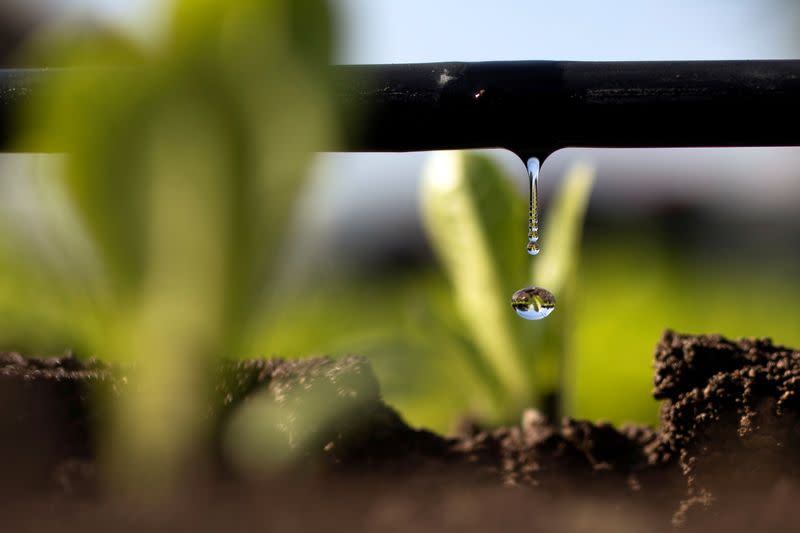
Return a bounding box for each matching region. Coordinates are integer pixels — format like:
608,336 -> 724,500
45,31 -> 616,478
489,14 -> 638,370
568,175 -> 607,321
1,0 -> 336,491
420,151 -> 594,423
236,151 -> 594,431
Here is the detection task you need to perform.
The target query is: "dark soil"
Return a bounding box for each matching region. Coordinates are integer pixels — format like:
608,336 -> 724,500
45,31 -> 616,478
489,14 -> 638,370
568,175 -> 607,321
3,330 -> 800,531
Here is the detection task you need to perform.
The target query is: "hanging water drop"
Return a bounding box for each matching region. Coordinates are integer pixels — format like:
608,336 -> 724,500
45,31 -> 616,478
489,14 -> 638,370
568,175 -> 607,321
511,157 -> 554,321
511,287 -> 556,321
527,157 -> 540,256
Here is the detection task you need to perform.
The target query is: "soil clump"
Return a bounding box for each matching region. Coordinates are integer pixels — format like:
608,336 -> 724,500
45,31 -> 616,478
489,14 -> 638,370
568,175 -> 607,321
2,330 -> 800,531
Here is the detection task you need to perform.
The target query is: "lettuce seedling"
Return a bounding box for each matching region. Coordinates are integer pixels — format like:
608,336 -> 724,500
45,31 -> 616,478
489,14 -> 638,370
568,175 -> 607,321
2,0 -> 336,492
421,151 -> 594,423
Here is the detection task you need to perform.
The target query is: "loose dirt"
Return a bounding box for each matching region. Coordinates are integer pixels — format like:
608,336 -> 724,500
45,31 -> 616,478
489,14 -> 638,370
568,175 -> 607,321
2,330 -> 800,531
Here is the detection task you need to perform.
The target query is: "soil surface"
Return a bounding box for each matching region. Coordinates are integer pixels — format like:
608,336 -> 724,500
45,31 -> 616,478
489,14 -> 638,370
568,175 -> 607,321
3,330 -> 800,531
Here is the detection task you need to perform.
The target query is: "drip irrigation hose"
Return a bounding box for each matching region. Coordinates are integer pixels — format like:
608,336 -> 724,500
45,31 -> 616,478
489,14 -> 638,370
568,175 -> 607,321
3,60 -> 800,158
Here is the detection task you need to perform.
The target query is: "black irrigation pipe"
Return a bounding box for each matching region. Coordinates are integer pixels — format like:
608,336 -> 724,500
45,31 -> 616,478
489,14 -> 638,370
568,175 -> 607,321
3,60 -> 800,159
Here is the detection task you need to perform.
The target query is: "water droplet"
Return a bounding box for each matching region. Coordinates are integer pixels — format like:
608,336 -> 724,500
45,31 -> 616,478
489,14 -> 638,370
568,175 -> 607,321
512,158 -> 553,320
527,157 -> 540,256
511,287 -> 555,321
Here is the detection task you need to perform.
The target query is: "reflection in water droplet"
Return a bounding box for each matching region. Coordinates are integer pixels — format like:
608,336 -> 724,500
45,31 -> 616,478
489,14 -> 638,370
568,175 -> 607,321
511,287 -> 555,321
527,157 -> 540,256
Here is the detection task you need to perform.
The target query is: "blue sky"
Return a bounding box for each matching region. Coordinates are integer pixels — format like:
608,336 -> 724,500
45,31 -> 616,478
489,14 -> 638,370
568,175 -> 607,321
70,0 -> 796,62
67,0 -> 796,63
333,0 -> 795,63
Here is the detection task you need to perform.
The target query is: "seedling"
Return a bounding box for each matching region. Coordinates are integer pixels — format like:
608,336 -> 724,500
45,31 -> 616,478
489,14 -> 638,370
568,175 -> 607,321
421,151 -> 593,423
1,0 -> 336,491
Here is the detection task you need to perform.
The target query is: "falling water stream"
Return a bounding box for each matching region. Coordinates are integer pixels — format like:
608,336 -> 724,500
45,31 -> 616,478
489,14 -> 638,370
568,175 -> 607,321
511,157 -> 556,321
526,158 -> 541,256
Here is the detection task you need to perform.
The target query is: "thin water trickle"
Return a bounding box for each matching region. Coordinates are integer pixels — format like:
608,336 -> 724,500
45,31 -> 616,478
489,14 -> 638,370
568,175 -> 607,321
527,157 -> 540,256
511,157 -> 555,320
511,287 -> 555,321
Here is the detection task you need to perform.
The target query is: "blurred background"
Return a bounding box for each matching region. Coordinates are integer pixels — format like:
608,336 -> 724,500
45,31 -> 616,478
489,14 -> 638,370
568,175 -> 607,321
2,0 -> 800,433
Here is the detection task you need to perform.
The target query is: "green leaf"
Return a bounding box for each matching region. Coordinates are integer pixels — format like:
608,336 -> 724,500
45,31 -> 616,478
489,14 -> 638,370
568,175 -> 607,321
420,151 -> 531,418
521,163 -> 595,407
533,163 -> 595,294
13,0 -> 337,493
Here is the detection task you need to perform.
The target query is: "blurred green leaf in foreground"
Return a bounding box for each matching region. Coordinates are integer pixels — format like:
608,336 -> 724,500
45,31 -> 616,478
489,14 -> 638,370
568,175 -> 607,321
3,0 -> 337,492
